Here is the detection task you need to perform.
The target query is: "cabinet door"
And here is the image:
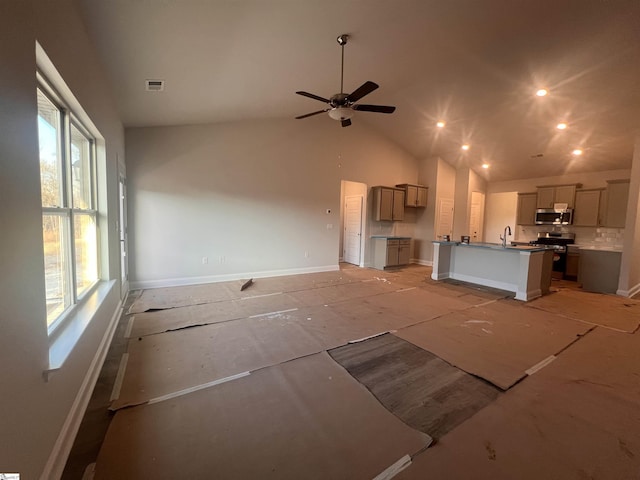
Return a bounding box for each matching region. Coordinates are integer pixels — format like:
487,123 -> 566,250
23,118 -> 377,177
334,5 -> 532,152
398,241 -> 411,265
573,189 -> 601,226
603,180 -> 630,228
554,185 -> 576,208
386,241 -> 400,266
374,187 -> 394,221
565,253 -> 579,278
405,185 -> 418,206
517,193 -> 537,225
536,187 -> 554,208
416,187 -> 428,207
392,189 -> 405,221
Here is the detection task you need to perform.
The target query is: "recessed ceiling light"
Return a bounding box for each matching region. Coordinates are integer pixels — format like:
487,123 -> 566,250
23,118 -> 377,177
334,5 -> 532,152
572,148 -> 583,156
556,122 -> 567,130
461,144 -> 470,151
482,163 -> 490,169
436,121 -> 446,128
536,88 -> 548,97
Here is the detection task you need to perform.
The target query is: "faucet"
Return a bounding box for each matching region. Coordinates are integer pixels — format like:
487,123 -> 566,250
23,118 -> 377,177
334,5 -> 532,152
499,225 -> 512,247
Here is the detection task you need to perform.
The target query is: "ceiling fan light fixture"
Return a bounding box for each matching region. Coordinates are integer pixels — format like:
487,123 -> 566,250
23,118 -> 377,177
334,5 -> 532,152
328,107 -> 354,121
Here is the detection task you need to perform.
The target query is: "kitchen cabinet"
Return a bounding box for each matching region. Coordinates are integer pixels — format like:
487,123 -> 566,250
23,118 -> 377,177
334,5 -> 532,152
396,184 -> 428,207
565,245 -> 580,279
536,184 -> 577,209
601,179 -> 630,228
573,189 -> 603,227
372,237 -> 411,269
516,193 -> 537,225
578,247 -> 622,293
372,186 -> 405,221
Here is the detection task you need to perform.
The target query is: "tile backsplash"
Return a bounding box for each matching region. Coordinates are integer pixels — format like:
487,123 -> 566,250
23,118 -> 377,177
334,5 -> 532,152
516,225 -> 624,247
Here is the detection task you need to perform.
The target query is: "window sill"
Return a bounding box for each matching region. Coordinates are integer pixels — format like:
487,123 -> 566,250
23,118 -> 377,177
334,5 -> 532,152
45,280 -> 116,381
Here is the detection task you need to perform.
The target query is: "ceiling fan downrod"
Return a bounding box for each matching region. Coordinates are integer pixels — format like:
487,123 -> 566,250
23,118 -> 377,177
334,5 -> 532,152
337,34 -> 349,95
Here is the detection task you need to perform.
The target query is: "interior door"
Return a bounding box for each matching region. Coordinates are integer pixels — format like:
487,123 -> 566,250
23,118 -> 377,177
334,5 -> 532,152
436,198 -> 454,240
469,191 -> 485,242
118,174 -> 129,297
343,195 -> 363,265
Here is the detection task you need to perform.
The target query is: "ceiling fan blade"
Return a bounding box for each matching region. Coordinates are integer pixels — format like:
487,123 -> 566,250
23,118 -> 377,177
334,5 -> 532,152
296,91 -> 331,103
295,109 -> 329,119
341,118 -> 352,127
347,81 -> 379,103
352,104 -> 396,114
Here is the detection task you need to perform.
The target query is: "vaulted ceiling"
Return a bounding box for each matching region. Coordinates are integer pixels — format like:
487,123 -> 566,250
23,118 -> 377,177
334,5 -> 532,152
79,0 -> 640,182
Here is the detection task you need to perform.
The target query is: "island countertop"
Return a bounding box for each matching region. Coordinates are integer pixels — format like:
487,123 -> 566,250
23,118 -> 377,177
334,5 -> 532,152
432,241 -> 552,253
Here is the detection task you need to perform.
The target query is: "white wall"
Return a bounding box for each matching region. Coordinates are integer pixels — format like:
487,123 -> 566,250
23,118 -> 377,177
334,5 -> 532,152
484,192 -> 518,245
453,168 -> 487,240
0,1 -> 124,478
126,119 -> 420,287
619,136 -> 640,297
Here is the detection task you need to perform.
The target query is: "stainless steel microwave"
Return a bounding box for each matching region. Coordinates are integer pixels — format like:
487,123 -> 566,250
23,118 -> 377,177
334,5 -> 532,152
535,208 -> 573,225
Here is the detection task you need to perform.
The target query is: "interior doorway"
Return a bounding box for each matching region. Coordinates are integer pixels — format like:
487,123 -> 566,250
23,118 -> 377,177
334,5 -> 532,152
344,195 -> 363,265
340,180 -> 367,266
469,191 -> 485,242
436,198 -> 454,240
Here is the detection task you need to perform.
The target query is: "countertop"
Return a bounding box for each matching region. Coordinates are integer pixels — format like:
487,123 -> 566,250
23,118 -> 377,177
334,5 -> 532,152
432,240 -> 551,252
371,235 -> 412,239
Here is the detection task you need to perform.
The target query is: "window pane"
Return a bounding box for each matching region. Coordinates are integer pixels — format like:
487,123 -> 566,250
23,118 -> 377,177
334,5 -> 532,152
43,214 -> 71,326
70,124 -> 92,209
37,90 -> 63,208
74,213 -> 98,296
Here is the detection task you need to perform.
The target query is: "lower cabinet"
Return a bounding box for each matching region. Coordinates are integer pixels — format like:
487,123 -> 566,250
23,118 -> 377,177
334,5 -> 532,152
372,237 -> 411,270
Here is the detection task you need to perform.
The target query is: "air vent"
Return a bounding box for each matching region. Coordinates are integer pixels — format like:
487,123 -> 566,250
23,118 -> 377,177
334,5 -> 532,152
145,79 -> 165,92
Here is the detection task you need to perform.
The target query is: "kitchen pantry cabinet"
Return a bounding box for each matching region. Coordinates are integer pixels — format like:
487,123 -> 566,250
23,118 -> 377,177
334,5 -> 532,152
372,237 -> 411,270
601,179 -> 630,228
536,184 -> 576,209
573,189 -> 603,227
516,193 -> 537,225
396,184 -> 428,207
372,186 -> 405,221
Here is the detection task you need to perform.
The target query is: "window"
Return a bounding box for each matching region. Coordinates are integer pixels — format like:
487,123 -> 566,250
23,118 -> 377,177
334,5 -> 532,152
37,82 -> 99,330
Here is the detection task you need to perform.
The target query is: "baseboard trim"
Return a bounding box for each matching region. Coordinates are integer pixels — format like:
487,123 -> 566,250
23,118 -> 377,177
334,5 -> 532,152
411,258 -> 433,266
130,264 -> 340,290
617,282 -> 640,298
40,297 -> 124,480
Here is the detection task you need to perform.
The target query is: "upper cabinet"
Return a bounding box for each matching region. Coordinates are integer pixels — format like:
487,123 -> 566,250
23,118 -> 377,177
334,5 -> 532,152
573,189 -> 603,227
372,186 -> 405,221
536,184 -> 577,209
517,192 -> 538,225
396,184 -> 428,207
601,179 -> 630,228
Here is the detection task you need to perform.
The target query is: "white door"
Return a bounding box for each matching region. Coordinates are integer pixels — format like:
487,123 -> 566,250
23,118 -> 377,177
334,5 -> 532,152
469,191 -> 485,242
118,174 -> 129,297
436,198 -> 454,239
344,195 -> 363,265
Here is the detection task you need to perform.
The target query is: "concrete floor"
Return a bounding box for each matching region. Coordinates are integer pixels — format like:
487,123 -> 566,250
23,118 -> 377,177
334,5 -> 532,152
62,264 -> 640,479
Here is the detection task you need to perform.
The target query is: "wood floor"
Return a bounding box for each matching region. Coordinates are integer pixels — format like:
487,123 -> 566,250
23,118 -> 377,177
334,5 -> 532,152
62,264 -> 640,479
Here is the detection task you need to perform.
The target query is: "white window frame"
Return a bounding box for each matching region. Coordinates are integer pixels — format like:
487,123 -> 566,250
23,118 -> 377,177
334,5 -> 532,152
38,72 -> 100,335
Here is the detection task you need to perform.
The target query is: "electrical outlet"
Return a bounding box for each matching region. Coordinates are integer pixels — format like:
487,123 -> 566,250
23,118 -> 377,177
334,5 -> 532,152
219,256 -> 225,264
304,251 -> 309,258
202,256 -> 208,265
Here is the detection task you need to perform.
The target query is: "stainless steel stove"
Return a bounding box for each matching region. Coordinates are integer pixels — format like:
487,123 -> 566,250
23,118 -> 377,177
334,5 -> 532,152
529,232 -> 575,278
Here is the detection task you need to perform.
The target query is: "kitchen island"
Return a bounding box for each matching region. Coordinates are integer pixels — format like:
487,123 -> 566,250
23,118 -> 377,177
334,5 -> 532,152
432,241 -> 554,301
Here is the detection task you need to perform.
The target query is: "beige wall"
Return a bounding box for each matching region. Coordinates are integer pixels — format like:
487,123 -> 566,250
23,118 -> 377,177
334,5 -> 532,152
0,1 -> 124,478
453,168 -> 487,240
126,119 -> 420,287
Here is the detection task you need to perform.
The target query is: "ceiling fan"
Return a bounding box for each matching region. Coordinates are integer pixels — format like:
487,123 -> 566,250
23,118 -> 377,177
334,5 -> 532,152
295,34 -> 396,127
